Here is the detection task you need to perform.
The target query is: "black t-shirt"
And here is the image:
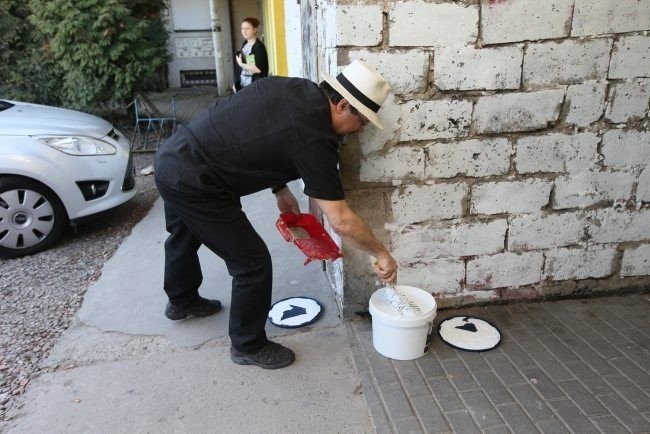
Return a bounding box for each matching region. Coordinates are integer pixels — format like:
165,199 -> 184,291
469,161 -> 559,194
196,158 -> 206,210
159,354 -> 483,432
155,77 -> 345,201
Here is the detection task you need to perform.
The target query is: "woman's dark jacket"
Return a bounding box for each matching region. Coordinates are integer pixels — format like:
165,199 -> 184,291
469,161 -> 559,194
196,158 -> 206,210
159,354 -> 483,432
234,39 -> 269,90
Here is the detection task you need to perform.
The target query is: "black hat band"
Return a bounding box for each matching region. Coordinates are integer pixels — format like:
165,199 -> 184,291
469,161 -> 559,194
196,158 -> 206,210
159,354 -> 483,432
337,73 -> 380,113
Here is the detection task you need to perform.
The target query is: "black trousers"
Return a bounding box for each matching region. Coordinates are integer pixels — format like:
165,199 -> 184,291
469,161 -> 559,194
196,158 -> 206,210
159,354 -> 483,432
155,178 -> 272,353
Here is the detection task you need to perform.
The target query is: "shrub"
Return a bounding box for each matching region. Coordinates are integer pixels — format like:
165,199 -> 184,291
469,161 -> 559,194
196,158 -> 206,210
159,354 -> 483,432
1,0 -> 169,114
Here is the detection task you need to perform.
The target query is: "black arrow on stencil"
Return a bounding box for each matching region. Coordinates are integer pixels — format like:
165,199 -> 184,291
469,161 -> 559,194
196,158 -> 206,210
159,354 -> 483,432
455,317 -> 478,333
281,305 -> 307,320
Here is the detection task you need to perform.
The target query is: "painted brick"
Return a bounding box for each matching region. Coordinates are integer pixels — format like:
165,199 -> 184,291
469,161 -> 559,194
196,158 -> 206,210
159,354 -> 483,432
602,130 -> 650,170
397,258 -> 465,294
359,94 -> 401,156
350,50 -> 429,95
638,168 -> 650,202
610,35 -> 650,79
564,82 -> 608,126
391,183 -> 467,224
588,208 -> 650,243
544,246 -> 617,281
621,244 -> 650,277
389,1 -> 478,47
400,99 -> 472,141
470,179 -> 552,215
426,138 -> 512,179
467,252 -> 543,290
509,212 -> 585,251
480,0 -> 573,44
335,4 -> 383,47
605,79 -> 650,123
553,171 -> 636,209
434,45 -> 522,90
523,38 -> 611,88
360,146 -> 424,182
516,132 -> 598,175
572,0 -> 650,36
390,219 -> 507,259
474,90 -> 564,134
438,289 -> 499,305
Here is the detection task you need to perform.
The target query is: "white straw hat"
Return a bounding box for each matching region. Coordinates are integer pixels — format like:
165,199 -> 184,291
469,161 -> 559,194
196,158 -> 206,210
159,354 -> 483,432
323,60 -> 391,129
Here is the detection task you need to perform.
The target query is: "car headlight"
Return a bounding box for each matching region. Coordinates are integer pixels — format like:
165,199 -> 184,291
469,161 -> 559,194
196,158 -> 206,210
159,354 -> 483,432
36,136 -> 117,155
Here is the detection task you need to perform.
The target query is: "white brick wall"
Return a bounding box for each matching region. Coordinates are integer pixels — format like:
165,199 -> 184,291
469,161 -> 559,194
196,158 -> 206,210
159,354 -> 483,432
426,138 -> 512,179
553,172 -> 636,209
319,0 -> 650,310
398,259 -> 465,293
335,4 -> 383,47
523,38 -> 611,88
389,1 -> 478,47
400,99 -> 472,141
391,183 -> 467,225
565,82 -> 608,126
391,219 -> 507,259
480,0 -> 573,44
360,146 -> 425,182
621,244 -> 650,277
609,35 -> 650,79
509,212 -> 585,251
638,168 -> 650,202
474,90 -> 565,134
605,80 -> 650,123
471,179 -> 552,215
602,130 -> 650,170
515,132 -> 599,175
572,0 -> 650,36
434,45 -> 522,90
350,50 -> 430,95
544,246 -> 617,280
589,209 -> 650,243
467,252 -> 544,289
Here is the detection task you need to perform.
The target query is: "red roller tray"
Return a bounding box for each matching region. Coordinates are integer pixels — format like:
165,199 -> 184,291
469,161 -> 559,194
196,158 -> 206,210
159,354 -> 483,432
276,213 -> 344,265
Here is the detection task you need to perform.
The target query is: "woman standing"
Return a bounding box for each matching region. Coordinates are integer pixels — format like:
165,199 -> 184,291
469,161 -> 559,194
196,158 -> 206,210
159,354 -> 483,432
233,17 -> 269,92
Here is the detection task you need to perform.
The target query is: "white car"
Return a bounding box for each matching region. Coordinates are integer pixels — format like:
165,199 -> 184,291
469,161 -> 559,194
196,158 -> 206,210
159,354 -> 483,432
0,99 -> 136,258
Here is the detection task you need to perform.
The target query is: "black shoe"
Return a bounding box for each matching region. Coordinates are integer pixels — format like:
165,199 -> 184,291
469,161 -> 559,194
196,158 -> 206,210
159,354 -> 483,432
164,296 -> 222,320
230,341 -> 295,369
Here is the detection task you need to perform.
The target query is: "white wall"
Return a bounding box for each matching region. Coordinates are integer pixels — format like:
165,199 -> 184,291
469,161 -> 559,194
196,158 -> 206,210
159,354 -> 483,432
313,0 -> 650,313
284,0 -> 303,77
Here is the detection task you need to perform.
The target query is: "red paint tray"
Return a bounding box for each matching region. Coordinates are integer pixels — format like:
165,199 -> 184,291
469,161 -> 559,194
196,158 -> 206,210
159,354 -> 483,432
276,213 -> 344,265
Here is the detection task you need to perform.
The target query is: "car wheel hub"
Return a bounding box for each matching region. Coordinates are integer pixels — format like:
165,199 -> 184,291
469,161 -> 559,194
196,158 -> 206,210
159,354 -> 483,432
0,189 -> 55,249
11,211 -> 32,228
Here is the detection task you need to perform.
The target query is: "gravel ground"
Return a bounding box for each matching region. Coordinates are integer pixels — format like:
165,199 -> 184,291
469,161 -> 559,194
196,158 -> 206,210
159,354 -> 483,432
0,151 -> 159,425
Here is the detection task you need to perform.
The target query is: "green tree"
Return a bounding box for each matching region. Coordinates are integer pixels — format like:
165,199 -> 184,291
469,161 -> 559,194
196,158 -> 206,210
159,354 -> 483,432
8,0 -> 169,112
0,1 -> 61,105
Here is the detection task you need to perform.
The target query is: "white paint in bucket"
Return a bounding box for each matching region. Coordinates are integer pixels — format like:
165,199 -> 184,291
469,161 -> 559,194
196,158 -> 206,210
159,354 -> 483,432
368,285 -> 437,360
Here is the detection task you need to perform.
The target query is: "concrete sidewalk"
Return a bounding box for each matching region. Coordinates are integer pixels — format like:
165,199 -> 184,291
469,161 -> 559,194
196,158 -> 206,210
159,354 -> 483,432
5,184 -> 373,433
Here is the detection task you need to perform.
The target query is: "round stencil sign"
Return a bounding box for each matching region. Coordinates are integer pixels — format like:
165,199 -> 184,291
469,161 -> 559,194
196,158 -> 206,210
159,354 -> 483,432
268,297 -> 323,328
437,316 -> 501,352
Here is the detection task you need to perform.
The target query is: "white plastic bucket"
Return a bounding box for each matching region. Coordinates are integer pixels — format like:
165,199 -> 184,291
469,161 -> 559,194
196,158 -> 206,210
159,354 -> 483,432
368,285 -> 437,360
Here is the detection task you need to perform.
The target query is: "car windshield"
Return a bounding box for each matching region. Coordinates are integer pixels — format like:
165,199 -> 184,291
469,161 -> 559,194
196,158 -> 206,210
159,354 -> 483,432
0,100 -> 14,112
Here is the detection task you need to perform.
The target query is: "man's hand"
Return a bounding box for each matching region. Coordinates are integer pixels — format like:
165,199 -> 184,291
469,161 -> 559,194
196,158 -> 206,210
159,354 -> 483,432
374,256 -> 398,285
275,187 -> 300,214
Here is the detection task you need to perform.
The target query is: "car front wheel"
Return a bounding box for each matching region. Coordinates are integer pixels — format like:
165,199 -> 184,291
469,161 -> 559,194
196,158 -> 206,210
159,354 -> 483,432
0,176 -> 68,258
